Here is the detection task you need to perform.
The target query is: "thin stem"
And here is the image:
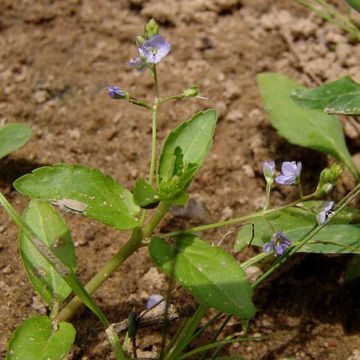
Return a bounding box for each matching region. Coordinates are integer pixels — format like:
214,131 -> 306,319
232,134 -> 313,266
158,94 -> 186,104
297,183 -> 304,199
149,100 -> 158,186
263,183 -> 272,210
153,64 -> 159,98
191,312 -> 223,341
200,314 -> 231,360
241,252 -> 269,269
178,334 -> 270,360
163,305 -> 208,360
162,194 -> 315,238
143,201 -> 171,237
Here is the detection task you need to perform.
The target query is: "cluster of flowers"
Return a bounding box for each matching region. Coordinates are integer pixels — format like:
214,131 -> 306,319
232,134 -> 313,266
107,34 -> 171,100
262,160 -> 335,256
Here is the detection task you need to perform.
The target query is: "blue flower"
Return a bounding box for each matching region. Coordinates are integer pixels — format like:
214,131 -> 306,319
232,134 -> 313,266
146,294 -> 165,311
129,56 -> 146,71
107,86 -> 126,99
263,160 -> 275,179
275,161 -> 302,185
317,201 -> 335,225
139,35 -> 171,64
263,231 -> 291,256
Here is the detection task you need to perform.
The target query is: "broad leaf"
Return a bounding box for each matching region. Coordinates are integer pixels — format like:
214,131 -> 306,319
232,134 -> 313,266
20,200 -> 76,306
291,76 -> 360,115
14,164 -> 140,230
257,73 -> 358,178
133,178 -> 160,208
149,234 -> 256,319
6,316 -> 76,360
157,109 -> 217,197
236,202 -> 360,252
0,123 -> 31,159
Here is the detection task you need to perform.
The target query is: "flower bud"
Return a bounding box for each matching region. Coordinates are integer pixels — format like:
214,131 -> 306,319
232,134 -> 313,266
315,163 -> 343,196
263,160 -> 275,184
182,86 -> 199,98
107,86 -> 129,100
144,18 -> 159,38
136,36 -> 145,47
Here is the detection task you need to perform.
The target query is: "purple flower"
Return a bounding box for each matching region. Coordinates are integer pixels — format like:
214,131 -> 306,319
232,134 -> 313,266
146,294 -> 165,311
317,201 -> 335,225
263,231 -> 291,256
275,161 -> 302,185
263,160 -> 275,179
129,56 -> 146,71
139,35 -> 171,64
107,86 -> 126,99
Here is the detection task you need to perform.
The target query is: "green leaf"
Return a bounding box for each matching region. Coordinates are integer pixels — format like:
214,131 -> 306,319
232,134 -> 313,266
14,164 -> 140,230
20,200 -> 76,306
257,73 -> 359,179
133,178 -> 160,208
235,202 -> 360,252
157,109 -> 217,197
346,0 -> 360,12
290,76 -> 360,115
6,316 -> 76,360
0,123 -> 32,159
287,224 -> 360,253
149,234 -> 256,319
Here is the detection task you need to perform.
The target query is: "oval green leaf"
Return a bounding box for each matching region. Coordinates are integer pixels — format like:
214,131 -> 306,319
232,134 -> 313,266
0,123 -> 32,159
20,200 -> 76,306
257,73 -> 359,179
157,109 -> 217,197
14,164 -> 140,230
149,234 -> 256,319
6,316 -> 76,360
291,76 -> 360,115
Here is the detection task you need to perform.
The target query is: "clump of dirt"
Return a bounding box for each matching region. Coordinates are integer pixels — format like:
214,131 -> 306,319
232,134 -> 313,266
1,0 -> 360,359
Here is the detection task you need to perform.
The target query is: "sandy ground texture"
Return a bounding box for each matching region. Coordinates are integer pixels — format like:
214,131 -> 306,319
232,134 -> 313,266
1,0 -> 360,359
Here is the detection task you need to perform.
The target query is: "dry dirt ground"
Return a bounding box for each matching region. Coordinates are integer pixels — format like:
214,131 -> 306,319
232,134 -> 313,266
1,0 -> 360,359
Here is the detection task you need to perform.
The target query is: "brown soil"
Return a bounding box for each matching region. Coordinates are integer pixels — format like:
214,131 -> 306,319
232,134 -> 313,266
1,0 -> 360,359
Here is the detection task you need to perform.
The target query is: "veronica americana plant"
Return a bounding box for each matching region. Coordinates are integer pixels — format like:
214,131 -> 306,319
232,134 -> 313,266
2,19 -> 360,360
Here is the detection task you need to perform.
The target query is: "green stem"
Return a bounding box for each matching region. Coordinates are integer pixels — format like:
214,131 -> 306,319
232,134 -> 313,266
58,201 -> 170,322
295,0 -> 360,40
263,183 -> 272,210
297,183 -> 304,199
57,227 -> 143,322
162,194 -> 315,237
163,305 -> 208,360
143,201 -> 171,237
200,314 -> 231,360
149,99 -> 158,186
106,326 -> 128,360
178,334 -> 270,360
158,94 -> 186,104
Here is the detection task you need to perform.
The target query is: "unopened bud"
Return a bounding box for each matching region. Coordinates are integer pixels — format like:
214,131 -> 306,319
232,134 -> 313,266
183,86 -> 199,98
315,163 -> 343,196
144,18 -> 159,38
